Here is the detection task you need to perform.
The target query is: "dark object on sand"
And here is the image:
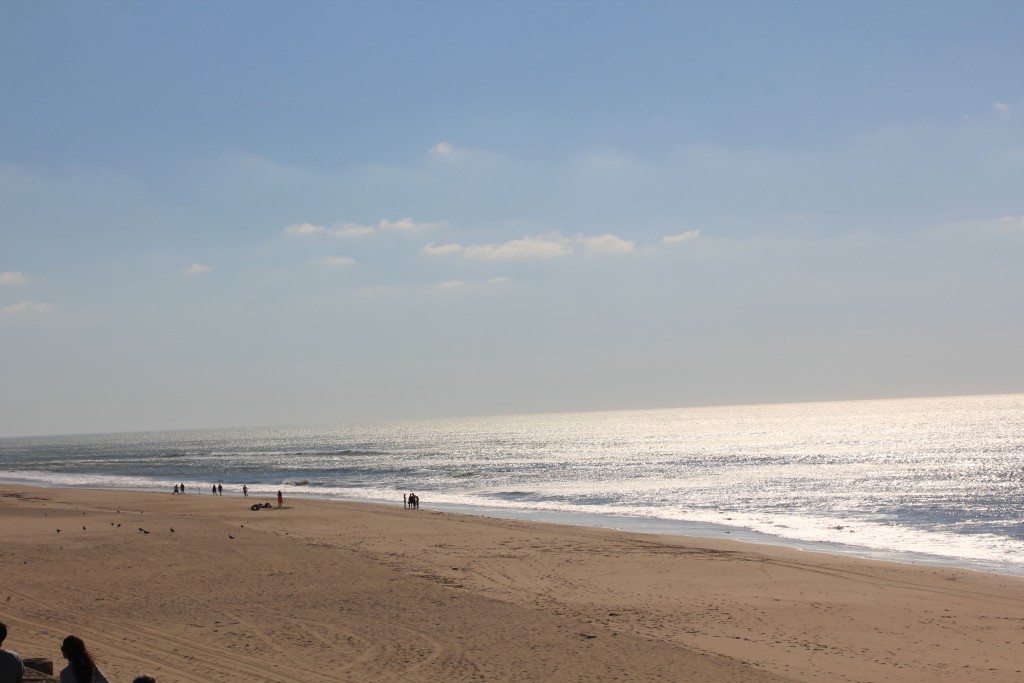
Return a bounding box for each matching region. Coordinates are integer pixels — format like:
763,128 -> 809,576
250,502 -> 273,511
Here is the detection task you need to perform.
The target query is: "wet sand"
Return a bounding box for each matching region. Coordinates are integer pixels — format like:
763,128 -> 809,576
1,485 -> 1022,682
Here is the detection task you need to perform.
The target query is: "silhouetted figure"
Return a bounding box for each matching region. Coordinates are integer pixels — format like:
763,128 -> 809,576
0,622 -> 25,683
277,490 -> 283,508
173,484 -> 179,495
243,485 -> 248,498
59,635 -> 110,683
403,493 -> 407,509
180,482 -> 185,494
212,485 -> 217,495
218,484 -> 223,496
409,493 -> 419,510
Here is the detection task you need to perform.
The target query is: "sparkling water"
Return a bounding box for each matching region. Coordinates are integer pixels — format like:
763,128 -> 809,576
2,394 -> 1022,574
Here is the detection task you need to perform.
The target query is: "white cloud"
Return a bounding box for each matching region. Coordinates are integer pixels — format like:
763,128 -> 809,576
663,230 -> 700,245
285,218 -> 443,237
422,242 -> 463,256
1,301 -> 53,316
994,102 -> 1011,113
284,222 -> 327,236
488,276 -> 510,285
431,141 -> 454,155
578,233 -> 635,255
185,263 -> 212,274
0,271 -> 29,286
316,256 -> 356,268
437,280 -> 467,289
998,215 -> 1024,232
334,223 -> 376,236
463,234 -> 573,261
378,217 -> 446,231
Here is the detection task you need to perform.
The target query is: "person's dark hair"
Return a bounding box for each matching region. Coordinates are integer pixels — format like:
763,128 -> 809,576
0,622 -> 7,642
133,676 -> 158,683
61,635 -> 98,682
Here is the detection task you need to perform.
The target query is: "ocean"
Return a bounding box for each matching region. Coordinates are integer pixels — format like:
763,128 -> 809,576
2,394 -> 1023,575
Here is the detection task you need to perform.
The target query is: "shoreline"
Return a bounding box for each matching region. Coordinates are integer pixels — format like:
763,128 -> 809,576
5,477 -> 1022,579
3,484 -> 1024,681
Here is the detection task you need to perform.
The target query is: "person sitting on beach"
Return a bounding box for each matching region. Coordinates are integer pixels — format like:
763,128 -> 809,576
59,635 -> 110,683
0,622 -> 25,683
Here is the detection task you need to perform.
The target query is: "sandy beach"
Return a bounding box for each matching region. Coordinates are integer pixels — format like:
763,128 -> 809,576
1,485 -> 1022,682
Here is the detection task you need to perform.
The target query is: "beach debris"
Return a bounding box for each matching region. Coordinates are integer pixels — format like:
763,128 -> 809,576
228,534 -> 235,539
82,526 -> 86,530
117,524 -> 121,527
139,528 -> 150,534
56,529 -> 60,533
170,528 -> 175,533
579,633 -> 597,639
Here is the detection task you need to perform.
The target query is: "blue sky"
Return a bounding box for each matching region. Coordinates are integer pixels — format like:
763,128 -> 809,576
2,0 -> 1022,437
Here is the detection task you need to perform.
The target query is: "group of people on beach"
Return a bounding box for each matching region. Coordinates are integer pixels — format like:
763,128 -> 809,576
172,483 -> 282,508
172,483 -> 255,498
403,492 -> 420,509
1,623 -> 156,683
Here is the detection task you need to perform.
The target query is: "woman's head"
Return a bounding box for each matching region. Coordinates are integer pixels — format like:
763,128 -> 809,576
61,635 -> 97,679
61,635 -> 87,660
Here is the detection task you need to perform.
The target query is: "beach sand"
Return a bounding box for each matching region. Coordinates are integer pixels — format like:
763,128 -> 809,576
1,485 -> 1022,682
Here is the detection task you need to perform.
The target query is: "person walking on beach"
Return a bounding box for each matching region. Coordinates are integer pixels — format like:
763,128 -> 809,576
212,485 -> 217,495
173,484 -> 179,495
243,485 -> 248,498
218,484 -> 223,496
59,635 -> 110,683
0,622 -> 25,683
277,490 -> 283,508
180,482 -> 185,494
403,493 -> 407,509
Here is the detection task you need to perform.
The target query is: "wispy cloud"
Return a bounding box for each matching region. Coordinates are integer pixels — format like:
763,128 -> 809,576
1,301 -> 53,316
285,222 -> 328,236
315,256 -> 357,268
0,271 -> 29,286
285,218 -> 444,237
379,217 -> 446,232
185,263 -> 212,274
663,230 -> 700,245
462,234 -> 573,261
430,141 -> 469,158
999,215 -> 1024,232
422,242 -> 463,256
436,280 -> 467,289
578,233 -> 635,255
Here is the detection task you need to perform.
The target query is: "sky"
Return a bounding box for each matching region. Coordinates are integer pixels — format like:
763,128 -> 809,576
1,0 -> 1022,437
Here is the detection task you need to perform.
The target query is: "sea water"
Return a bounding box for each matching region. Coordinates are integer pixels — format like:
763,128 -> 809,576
2,394 -> 1022,574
